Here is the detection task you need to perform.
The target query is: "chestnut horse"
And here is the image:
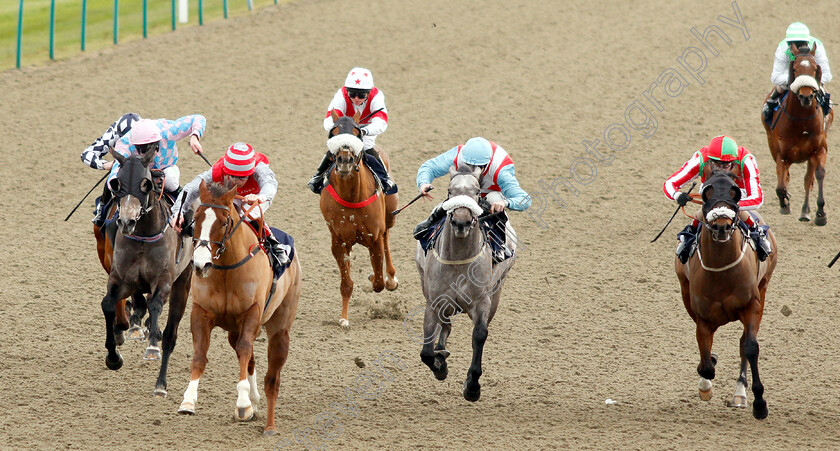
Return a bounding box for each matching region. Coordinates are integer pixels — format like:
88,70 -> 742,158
676,172 -> 777,419
178,181 -> 301,436
319,112 -> 398,328
100,150 -> 193,397
763,44 -> 833,224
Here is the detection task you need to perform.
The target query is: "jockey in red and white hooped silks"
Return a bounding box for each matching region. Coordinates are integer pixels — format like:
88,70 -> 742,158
170,143 -> 290,271
413,137 -> 531,260
762,22 -> 832,124
308,67 -> 397,196
663,135 -> 772,263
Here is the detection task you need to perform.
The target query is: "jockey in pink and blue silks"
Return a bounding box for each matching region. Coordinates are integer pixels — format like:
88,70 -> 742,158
87,114 -> 206,227
413,138 -> 531,261
762,22 -> 832,124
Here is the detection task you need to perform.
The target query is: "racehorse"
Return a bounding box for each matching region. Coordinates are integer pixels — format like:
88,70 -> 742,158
100,149 -> 193,397
675,171 -> 777,419
319,112 -> 399,328
763,44 -> 833,225
415,166 -> 517,401
94,204 -> 148,344
177,181 -> 301,436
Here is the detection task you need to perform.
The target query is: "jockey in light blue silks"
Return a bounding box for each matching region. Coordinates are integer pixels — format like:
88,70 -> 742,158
414,137 -> 531,261
762,22 -> 832,125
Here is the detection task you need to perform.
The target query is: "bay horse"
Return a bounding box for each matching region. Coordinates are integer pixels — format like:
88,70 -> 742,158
675,171 -> 777,419
415,166 -> 517,401
177,181 -> 301,435
763,44 -> 833,224
100,149 -> 193,397
319,112 -> 398,328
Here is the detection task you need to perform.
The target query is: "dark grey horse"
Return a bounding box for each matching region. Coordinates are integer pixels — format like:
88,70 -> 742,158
415,166 -> 518,401
101,149 -> 193,397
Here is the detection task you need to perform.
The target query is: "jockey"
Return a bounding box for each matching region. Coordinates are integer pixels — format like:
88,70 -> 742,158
413,137 -> 531,259
83,113 -> 141,227
170,142 -> 290,271
762,22 -> 832,124
308,67 -> 397,196
103,115 -> 206,221
663,135 -> 772,263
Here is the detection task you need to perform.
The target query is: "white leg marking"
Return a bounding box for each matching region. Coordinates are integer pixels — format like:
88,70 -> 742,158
183,379 -> 200,404
699,377 -> 713,392
236,379 -> 252,408
247,370 -> 260,407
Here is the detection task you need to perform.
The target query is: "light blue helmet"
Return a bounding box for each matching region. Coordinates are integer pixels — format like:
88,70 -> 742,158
461,137 -> 492,166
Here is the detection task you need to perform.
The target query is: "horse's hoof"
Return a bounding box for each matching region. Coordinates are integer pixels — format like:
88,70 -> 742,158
463,382 -> 481,402
698,377 -> 713,401
178,402 -> 195,414
127,326 -> 147,341
235,405 -> 255,421
730,395 -> 748,408
144,346 -> 162,361
799,214 -> 811,222
263,427 -> 276,436
105,352 -> 124,371
434,349 -> 451,359
433,364 -> 448,381
339,318 -> 350,329
753,399 -> 768,420
779,206 -> 791,215
385,276 -> 399,291
153,388 -> 167,398
115,331 -> 126,347
815,215 -> 827,226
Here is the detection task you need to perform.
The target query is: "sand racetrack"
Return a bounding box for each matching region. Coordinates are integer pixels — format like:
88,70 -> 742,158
2,0 -> 840,449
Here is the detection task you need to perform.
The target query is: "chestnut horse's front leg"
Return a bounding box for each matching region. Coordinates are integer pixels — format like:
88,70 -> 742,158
814,149 -> 828,226
775,158 -> 792,215
369,233 -> 386,293
695,320 -> 717,401
330,234 -> 353,328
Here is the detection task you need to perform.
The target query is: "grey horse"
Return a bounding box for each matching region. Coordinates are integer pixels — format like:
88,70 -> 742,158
415,165 -> 518,401
100,149 -> 194,397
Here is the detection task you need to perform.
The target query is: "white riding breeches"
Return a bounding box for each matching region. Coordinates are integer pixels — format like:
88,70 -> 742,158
162,165 -> 180,192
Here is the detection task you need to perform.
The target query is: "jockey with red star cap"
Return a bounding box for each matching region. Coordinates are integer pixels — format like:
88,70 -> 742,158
663,135 -> 772,263
308,67 -> 396,196
170,142 -> 290,271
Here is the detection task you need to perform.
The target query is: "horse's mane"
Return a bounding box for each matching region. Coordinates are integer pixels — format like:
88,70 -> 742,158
208,182 -> 230,199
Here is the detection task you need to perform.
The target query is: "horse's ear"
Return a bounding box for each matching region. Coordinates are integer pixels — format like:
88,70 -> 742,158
790,42 -> 800,55
140,147 -> 155,166
330,126 -> 340,137
331,110 -> 339,123
448,165 -> 458,177
816,65 -> 823,85
199,179 -> 208,195
109,148 -> 126,165
472,166 -> 482,179
788,60 -> 796,86
221,186 -> 237,205
353,111 -> 361,124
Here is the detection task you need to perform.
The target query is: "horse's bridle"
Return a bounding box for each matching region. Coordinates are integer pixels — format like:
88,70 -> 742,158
194,202 -> 240,260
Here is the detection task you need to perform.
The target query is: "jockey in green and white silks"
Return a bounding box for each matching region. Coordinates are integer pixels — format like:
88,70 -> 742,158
413,138 -> 530,261
763,22 -> 832,123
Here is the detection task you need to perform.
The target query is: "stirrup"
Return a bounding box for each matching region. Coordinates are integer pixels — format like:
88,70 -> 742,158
308,174 -> 326,194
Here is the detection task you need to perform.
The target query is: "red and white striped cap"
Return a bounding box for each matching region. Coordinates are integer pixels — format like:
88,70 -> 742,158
223,142 -> 256,177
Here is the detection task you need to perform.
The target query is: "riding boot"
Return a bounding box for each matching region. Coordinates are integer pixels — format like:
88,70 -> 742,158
363,149 -> 398,195
821,92 -> 832,116
308,153 -> 334,194
263,229 -> 291,272
413,205 -> 446,240
762,89 -> 783,124
675,224 -> 698,264
750,226 -> 772,262
92,185 -> 113,227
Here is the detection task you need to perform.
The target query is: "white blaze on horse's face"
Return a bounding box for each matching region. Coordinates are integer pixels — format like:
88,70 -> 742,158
118,196 -> 143,234
193,208 -> 218,277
